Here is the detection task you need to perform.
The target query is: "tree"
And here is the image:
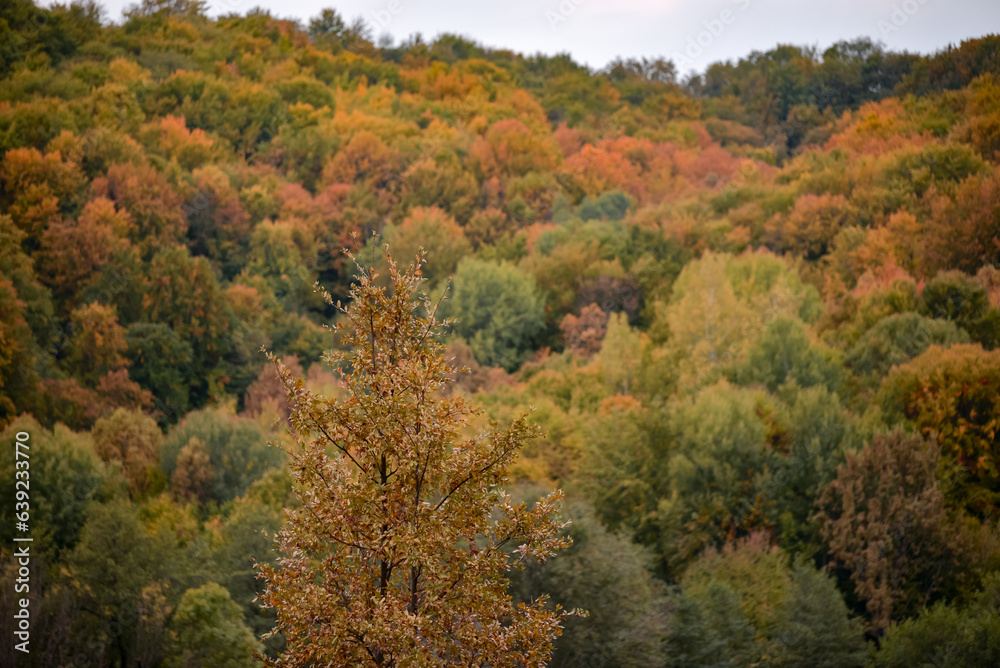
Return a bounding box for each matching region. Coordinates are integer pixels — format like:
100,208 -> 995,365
670,534 -> 866,668
308,8 -> 347,42
768,386 -> 859,555
322,130 -> 398,189
93,162 -> 186,258
37,197 -> 131,304
681,532 -> 793,640
765,194 -> 855,260
162,406 -> 280,504
208,494 -> 286,647
597,312 -> 645,394
920,269 -> 998,347
125,322 -> 195,423
92,408 -> 162,499
769,563 -> 867,668
171,436 -> 214,504
0,213 -> 54,343
662,251 -> 819,392
508,504 -> 669,668
735,317 -> 844,393
64,500 -> 176,668
471,119 -> 560,179
382,207 -> 471,284
165,583 -> 261,668
242,355 -> 303,421
560,303 -> 609,357
844,312 -> 969,379
877,344 -> 1000,517
666,580 -> 758,668
818,429 -> 969,633
182,165 -> 251,279
143,246 -> 232,403
255,250 -> 574,666
446,257 -> 545,371
0,415 -> 106,560
0,277 -> 37,426
246,219 -> 322,313
65,302 -> 129,386
659,383 -> 777,572
0,146 -> 84,239
873,575 -> 1000,668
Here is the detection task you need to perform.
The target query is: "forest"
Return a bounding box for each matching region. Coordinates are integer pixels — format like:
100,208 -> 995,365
1,0 -> 1000,665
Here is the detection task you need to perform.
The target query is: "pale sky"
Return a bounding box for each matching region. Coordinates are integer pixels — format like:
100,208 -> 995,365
78,0 -> 1000,74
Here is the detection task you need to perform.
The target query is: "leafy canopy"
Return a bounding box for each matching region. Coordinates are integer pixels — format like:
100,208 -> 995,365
255,249 -> 576,666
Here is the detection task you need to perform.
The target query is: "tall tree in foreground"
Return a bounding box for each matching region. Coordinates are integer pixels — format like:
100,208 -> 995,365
255,249 -> 575,666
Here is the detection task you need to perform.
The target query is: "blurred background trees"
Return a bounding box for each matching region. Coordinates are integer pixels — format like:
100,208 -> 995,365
0,2 -> 998,663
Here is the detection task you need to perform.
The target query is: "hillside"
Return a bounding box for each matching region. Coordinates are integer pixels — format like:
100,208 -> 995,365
2,0 -> 1000,665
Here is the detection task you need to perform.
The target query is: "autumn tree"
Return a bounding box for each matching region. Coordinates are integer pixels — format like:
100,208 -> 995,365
37,197 -> 131,304
877,344 -> 1000,517
93,161 -> 187,258
765,194 -> 855,260
818,429 -> 969,633
92,408 -> 162,499
560,303 -> 609,357
0,278 -> 36,425
161,406 -> 278,504
182,165 -> 252,279
381,207 -> 471,284
64,302 -> 129,386
242,355 -> 304,421
171,436 -> 215,504
255,250 -> 574,666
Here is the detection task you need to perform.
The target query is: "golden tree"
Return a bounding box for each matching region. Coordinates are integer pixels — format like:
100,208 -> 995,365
255,249 -> 575,666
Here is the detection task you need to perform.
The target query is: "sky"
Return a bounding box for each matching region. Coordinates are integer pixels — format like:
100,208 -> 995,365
78,0 -> 1000,74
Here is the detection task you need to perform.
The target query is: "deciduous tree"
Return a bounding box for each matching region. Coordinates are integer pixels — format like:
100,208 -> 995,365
255,250 -> 574,666
92,408 -> 162,499
446,257 -> 545,371
818,429 -> 969,633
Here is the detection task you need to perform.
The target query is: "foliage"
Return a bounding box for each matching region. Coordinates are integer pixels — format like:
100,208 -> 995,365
844,312 -> 969,379
161,406 -> 280,504
92,408 -> 162,499
165,582 -> 261,668
659,383 -> 776,570
0,415 -> 108,559
736,317 -> 845,393
873,575 -> 1000,668
509,504 -> 669,668
818,429 -> 970,632
255,251 -> 575,666
446,257 -> 545,371
1,5 -> 998,661
877,344 -> 1000,517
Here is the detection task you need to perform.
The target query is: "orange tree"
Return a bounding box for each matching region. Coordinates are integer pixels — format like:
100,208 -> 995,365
255,249 -> 576,666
